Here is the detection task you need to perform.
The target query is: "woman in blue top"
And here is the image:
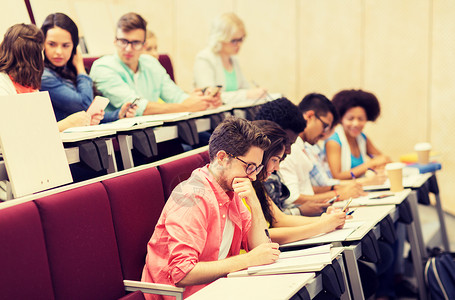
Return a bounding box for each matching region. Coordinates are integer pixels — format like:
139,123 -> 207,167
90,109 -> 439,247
40,13 -> 136,123
325,89 -> 391,180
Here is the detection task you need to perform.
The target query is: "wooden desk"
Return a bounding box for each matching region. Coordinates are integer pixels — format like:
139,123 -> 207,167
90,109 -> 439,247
187,273 -> 316,300
189,248 -> 349,300
364,172 -> 447,300
116,108 -> 232,169
61,130 -> 118,174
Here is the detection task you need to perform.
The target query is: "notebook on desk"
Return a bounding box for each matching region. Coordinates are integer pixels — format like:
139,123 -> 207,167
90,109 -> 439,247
228,244 -> 332,277
279,222 -> 364,249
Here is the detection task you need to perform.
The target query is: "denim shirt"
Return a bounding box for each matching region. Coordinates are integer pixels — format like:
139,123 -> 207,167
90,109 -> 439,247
40,68 -> 120,123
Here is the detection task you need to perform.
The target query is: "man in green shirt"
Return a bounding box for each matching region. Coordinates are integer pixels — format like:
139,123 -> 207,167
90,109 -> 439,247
90,12 -> 221,116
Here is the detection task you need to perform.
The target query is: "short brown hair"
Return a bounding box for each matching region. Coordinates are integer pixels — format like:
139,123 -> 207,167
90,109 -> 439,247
209,116 -> 270,162
117,12 -> 147,33
0,23 -> 44,89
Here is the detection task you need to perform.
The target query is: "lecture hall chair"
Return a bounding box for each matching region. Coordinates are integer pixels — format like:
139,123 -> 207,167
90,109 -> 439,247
0,201 -> 55,300
34,182 -> 141,300
158,153 -> 207,201
102,167 -> 166,281
83,54 -> 175,82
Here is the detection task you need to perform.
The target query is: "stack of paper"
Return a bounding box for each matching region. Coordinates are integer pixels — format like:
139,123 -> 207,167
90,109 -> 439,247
279,222 -> 363,249
228,244 -> 332,277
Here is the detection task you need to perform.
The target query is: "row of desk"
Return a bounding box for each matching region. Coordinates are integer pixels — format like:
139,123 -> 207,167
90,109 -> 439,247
61,103 -> 260,172
188,171 -> 449,300
0,101 -> 264,200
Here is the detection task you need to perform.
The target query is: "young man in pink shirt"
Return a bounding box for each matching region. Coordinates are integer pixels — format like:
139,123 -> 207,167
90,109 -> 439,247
141,117 -> 280,299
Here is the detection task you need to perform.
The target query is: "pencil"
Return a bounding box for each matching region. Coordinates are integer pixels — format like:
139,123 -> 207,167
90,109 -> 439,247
342,197 -> 353,212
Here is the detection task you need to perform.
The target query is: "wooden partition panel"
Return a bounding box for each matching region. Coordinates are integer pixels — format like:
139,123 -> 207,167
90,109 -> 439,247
298,0 -> 363,100
363,0 -> 430,162
431,0 -> 455,214
174,0 -> 234,91
237,0 -> 297,101
0,1 -> 30,38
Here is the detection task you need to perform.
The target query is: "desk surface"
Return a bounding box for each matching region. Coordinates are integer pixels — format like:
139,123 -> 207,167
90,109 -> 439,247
363,172 -> 432,191
60,130 -> 116,143
189,247 -> 342,300
280,205 -> 395,248
228,247 -> 344,277
345,205 -> 396,241
334,189 -> 411,207
187,272 -> 315,300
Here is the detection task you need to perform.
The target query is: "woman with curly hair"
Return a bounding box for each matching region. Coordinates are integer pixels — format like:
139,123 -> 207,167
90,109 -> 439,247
325,89 -> 391,180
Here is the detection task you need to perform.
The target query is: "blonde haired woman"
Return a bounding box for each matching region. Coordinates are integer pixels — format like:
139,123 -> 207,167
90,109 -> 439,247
194,12 -> 266,104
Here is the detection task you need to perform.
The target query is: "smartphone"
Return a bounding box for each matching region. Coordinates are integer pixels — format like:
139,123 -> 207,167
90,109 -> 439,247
203,85 -> 223,97
129,97 -> 140,108
123,97 -> 140,118
326,195 -> 338,204
86,96 -> 109,116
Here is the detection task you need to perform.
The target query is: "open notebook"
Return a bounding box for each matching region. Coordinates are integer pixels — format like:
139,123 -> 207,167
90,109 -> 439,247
228,244 -> 332,277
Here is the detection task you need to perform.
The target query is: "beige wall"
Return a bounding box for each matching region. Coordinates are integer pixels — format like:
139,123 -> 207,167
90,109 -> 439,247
3,0 -> 455,213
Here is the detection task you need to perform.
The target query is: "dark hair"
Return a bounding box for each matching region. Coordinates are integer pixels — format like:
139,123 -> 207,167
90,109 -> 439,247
298,93 -> 339,127
252,120 -> 288,225
209,116 -> 270,162
41,13 -> 80,85
0,23 -> 44,89
252,120 -> 288,182
117,12 -> 147,34
255,97 -> 306,134
331,89 -> 380,121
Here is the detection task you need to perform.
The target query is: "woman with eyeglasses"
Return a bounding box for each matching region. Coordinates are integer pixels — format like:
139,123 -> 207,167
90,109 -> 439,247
250,120 -> 347,244
40,13 -> 137,124
193,12 -> 267,104
325,89 -> 391,180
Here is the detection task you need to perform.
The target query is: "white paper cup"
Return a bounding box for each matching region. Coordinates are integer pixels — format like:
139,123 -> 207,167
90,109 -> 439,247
414,143 -> 432,164
385,162 -> 405,192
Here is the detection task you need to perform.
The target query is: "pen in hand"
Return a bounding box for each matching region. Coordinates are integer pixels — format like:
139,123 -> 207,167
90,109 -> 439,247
342,197 -> 353,213
265,228 -> 272,243
367,168 -> 377,174
350,172 -> 356,180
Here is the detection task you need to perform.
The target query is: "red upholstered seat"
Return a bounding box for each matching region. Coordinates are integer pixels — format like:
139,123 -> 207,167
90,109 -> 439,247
35,183 -> 126,300
84,54 -> 175,82
102,167 -> 165,281
158,54 -> 175,82
0,202 -> 54,300
83,56 -> 99,73
158,154 -> 207,200
199,150 -> 210,164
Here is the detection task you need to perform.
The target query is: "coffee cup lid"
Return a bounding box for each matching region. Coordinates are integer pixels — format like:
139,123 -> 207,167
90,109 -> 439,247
414,142 -> 432,151
385,162 -> 405,170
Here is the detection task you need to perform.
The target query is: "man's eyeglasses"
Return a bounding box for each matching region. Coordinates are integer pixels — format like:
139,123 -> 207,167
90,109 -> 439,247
229,36 -> 245,45
226,152 -> 263,175
315,113 -> 331,133
115,38 -> 145,50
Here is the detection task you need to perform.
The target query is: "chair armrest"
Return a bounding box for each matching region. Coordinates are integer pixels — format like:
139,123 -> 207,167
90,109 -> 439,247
124,280 -> 184,300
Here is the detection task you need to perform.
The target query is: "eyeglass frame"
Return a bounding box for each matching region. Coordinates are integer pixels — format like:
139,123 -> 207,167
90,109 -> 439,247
314,113 -> 331,133
115,38 -> 145,50
229,36 -> 245,45
225,152 -> 263,175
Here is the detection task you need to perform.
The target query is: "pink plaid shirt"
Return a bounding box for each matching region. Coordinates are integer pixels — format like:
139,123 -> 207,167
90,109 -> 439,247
142,165 -> 252,299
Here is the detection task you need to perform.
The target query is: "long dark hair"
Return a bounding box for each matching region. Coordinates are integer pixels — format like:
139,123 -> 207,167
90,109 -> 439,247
0,23 -> 44,89
41,13 -> 79,85
251,120 -> 288,226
